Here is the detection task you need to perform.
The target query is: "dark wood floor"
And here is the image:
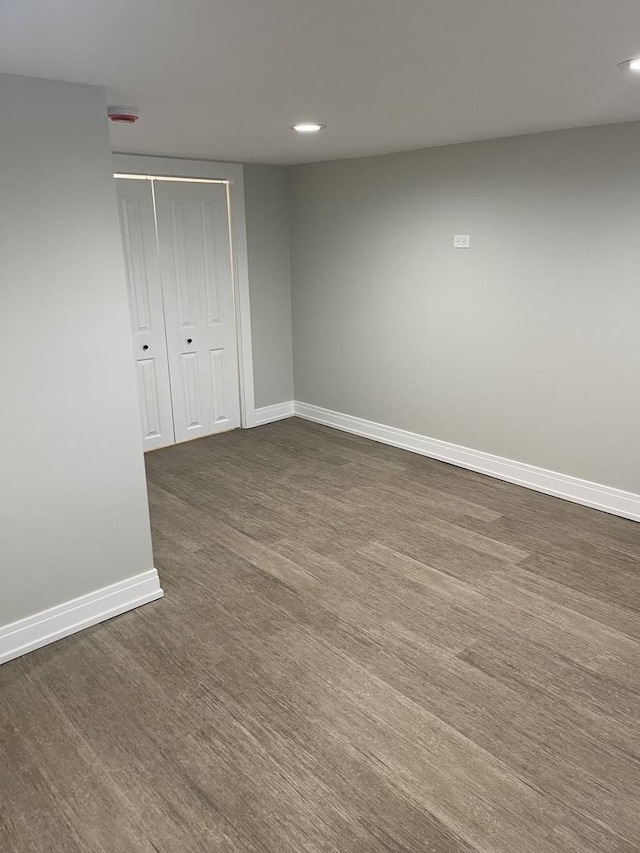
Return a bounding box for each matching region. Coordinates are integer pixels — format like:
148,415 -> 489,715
2,418 -> 640,852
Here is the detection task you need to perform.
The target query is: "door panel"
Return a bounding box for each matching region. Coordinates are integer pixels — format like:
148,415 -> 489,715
210,347 -> 229,423
116,179 -> 175,451
154,181 -> 241,442
180,351 -> 204,430
137,358 -> 163,438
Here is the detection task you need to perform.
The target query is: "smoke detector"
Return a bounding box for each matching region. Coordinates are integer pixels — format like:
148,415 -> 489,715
108,106 -> 139,124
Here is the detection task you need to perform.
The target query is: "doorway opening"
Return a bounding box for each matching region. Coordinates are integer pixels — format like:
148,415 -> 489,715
114,164 -> 255,450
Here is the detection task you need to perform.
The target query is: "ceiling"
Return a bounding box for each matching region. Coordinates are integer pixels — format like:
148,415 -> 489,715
2,0 -> 640,165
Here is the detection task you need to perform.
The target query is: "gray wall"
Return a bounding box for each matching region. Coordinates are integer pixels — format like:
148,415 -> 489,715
0,74 -> 155,625
289,123 -> 640,493
244,164 -> 294,408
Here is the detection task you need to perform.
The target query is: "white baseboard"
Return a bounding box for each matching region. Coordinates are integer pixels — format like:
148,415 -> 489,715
0,569 -> 163,666
293,401 -> 640,523
253,401 -> 295,426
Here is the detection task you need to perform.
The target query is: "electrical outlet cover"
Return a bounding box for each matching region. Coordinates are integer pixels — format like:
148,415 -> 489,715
453,234 -> 470,248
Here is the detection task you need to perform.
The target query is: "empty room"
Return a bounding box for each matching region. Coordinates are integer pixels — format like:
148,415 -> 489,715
1,2 -> 640,851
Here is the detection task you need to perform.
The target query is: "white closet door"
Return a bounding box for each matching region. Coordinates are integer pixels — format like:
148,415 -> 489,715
153,181 -> 241,442
116,179 -> 175,451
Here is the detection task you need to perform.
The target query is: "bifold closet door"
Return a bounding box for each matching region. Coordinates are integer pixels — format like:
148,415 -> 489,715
153,181 -> 241,442
116,179 -> 175,450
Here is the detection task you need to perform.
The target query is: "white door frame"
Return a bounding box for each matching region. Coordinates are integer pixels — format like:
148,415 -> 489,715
113,154 -> 256,428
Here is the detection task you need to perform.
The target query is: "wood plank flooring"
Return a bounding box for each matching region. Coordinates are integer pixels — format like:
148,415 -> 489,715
1,417 -> 640,852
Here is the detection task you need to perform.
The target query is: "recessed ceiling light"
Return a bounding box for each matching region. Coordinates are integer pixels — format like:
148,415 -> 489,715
619,58 -> 640,71
290,122 -> 326,134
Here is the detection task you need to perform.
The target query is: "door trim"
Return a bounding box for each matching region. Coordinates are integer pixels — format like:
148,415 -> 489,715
113,154 -> 256,428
